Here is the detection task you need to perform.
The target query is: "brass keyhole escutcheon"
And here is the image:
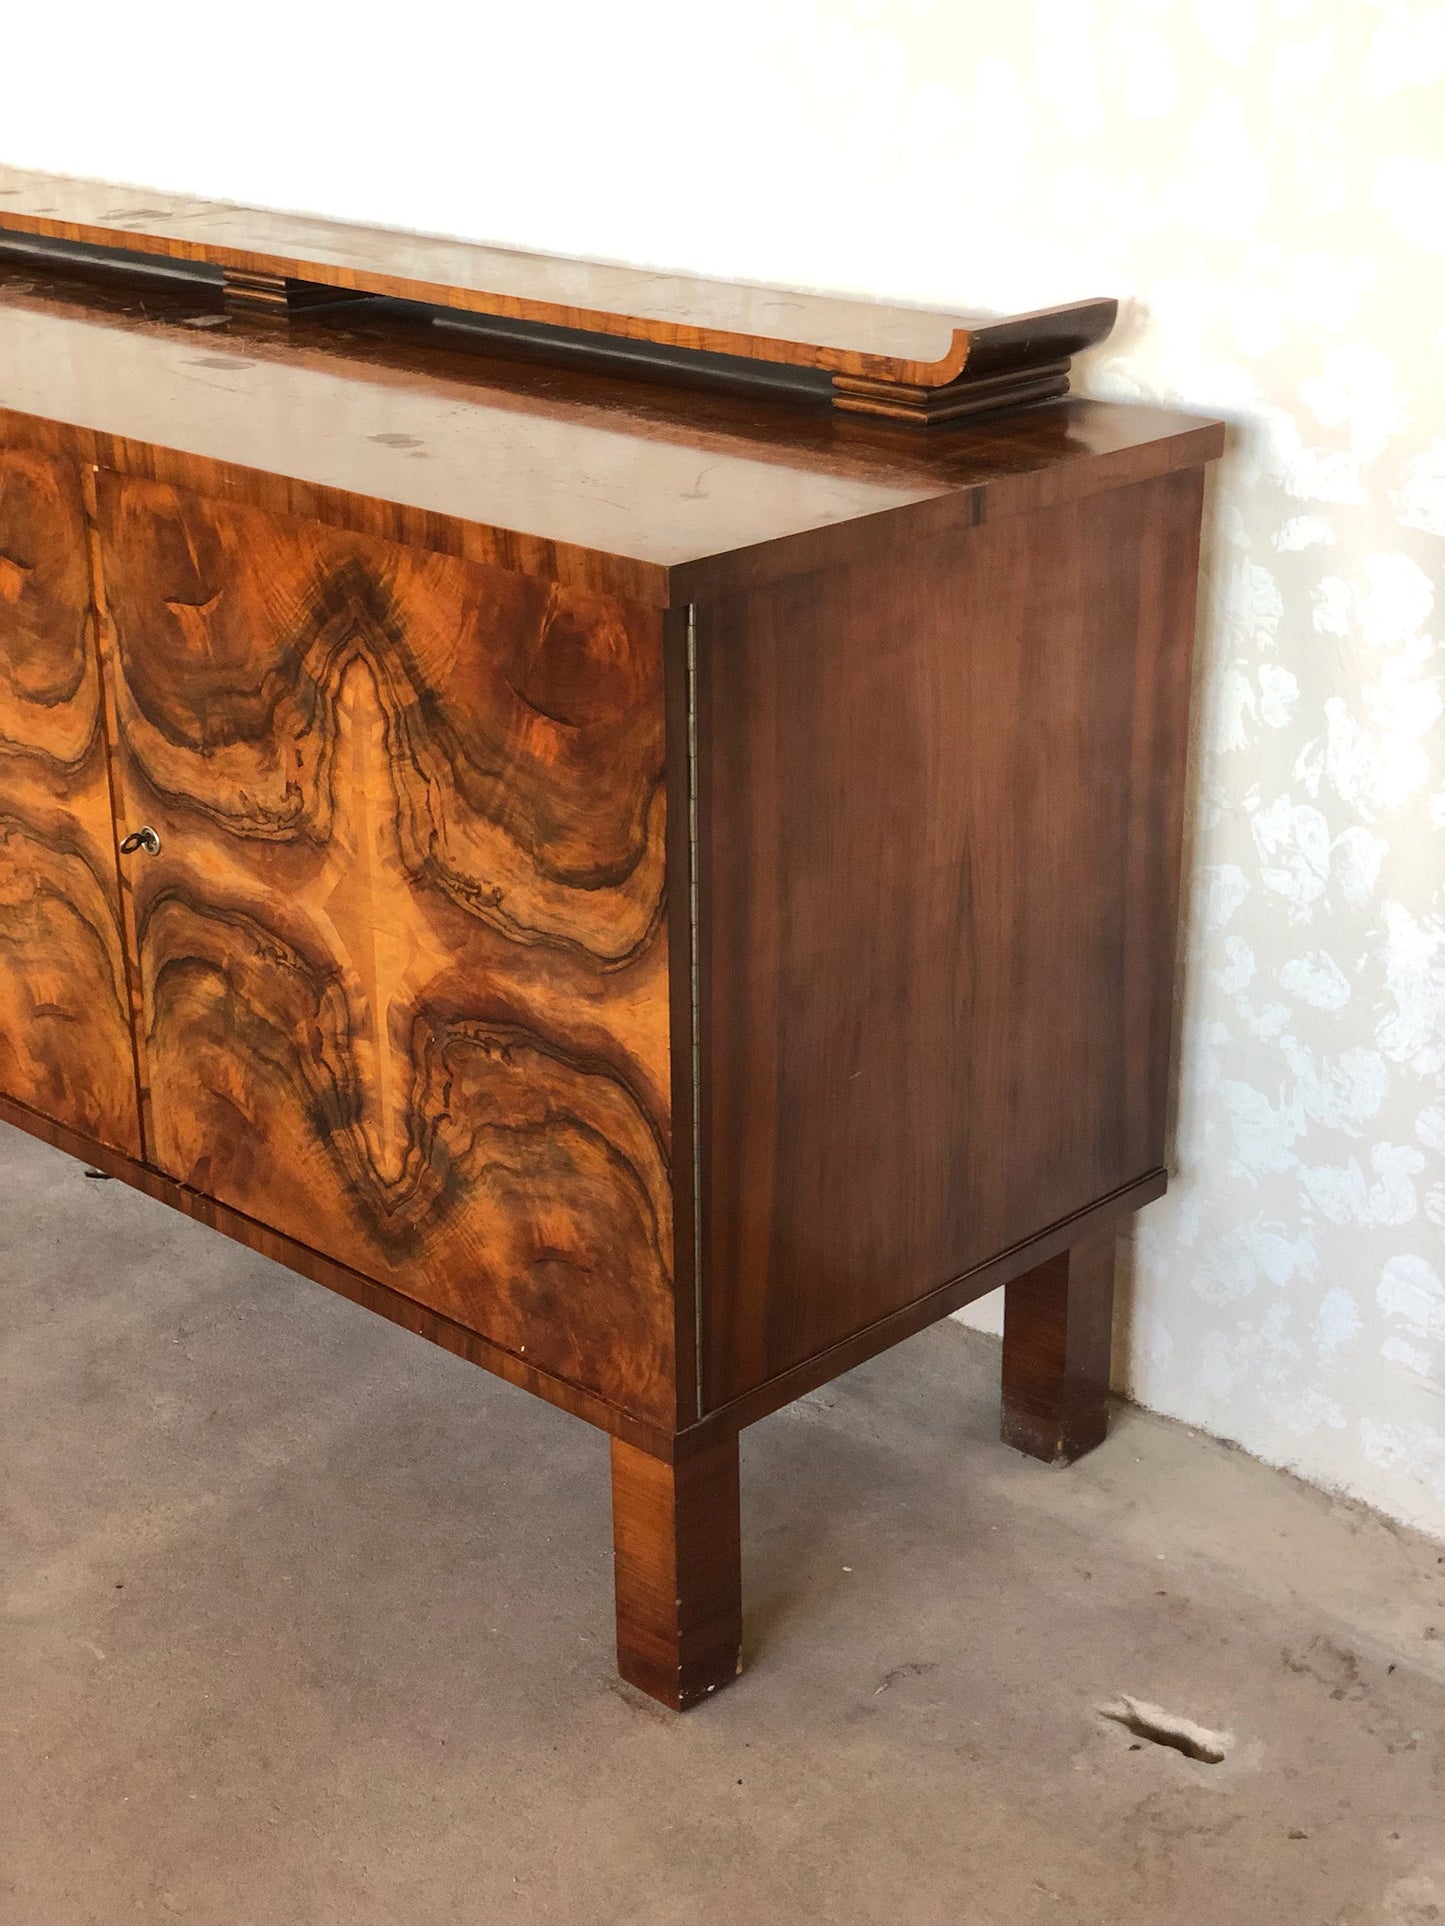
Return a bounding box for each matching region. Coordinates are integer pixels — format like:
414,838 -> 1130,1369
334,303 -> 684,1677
119,826 -> 161,857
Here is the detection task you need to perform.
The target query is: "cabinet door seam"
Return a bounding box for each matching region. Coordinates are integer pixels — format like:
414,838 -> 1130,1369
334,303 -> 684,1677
78,459 -> 152,1165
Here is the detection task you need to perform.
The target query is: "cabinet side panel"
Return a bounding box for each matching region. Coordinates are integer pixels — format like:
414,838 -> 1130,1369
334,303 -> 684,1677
94,473 -> 675,1422
698,467 -> 1206,1406
0,442 -> 140,1155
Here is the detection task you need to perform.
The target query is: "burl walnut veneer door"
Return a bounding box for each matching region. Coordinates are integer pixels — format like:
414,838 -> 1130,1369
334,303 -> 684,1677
92,473 -> 676,1421
0,444 -> 141,1155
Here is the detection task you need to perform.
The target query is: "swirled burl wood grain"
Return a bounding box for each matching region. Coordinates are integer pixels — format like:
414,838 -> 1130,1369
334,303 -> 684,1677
95,473 -> 674,1420
0,444 -> 140,1154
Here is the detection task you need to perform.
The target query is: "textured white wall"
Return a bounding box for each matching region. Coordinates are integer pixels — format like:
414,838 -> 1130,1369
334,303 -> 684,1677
4,0 -> 1442,1532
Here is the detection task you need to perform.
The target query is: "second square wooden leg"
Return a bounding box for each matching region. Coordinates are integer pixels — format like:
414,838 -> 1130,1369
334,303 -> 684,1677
1001,1229 -> 1116,1465
610,1429 -> 742,1710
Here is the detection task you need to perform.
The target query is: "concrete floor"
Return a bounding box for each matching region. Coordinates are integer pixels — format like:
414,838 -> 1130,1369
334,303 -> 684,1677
3,1121 -> 1444,1926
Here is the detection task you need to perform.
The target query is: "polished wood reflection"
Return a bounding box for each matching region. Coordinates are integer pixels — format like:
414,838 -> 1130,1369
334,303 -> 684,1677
0,270 -> 1220,608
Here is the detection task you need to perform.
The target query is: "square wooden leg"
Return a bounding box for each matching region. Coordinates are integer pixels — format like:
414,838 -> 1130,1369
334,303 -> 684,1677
1001,1229 -> 1117,1464
610,1429 -> 743,1710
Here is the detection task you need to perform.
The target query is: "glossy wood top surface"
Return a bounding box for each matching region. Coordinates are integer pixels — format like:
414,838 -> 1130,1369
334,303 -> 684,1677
0,166 -> 1114,387
0,261 -> 1222,606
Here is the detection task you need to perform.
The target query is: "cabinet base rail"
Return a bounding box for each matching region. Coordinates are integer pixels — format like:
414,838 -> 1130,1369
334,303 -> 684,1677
0,1086 -> 1156,1708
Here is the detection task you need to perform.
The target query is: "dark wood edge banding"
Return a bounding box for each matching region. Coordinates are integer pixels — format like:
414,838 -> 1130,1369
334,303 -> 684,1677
0,1087 -> 675,1456
0,402 -> 1226,610
1,1081 -> 1164,1458
832,362 -> 1073,425
221,267 -> 294,317
683,1168 -> 1168,1439
0,404 -> 672,607
666,421 -> 1227,605
0,167 -> 1116,395
222,266 -> 373,319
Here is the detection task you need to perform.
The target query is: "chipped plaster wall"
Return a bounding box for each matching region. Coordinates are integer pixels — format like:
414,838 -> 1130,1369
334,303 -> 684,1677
5,0 -> 1443,1532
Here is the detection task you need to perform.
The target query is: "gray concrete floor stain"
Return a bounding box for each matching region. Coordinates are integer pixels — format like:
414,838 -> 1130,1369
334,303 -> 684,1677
2,1121 -> 1443,1926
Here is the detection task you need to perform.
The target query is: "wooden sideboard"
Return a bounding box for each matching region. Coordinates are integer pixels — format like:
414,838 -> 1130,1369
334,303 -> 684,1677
0,177 -> 1223,1709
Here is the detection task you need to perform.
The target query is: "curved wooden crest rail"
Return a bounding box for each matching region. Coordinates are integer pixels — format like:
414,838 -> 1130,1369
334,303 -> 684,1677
0,165 -> 1116,424
0,202 -> 1221,1711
